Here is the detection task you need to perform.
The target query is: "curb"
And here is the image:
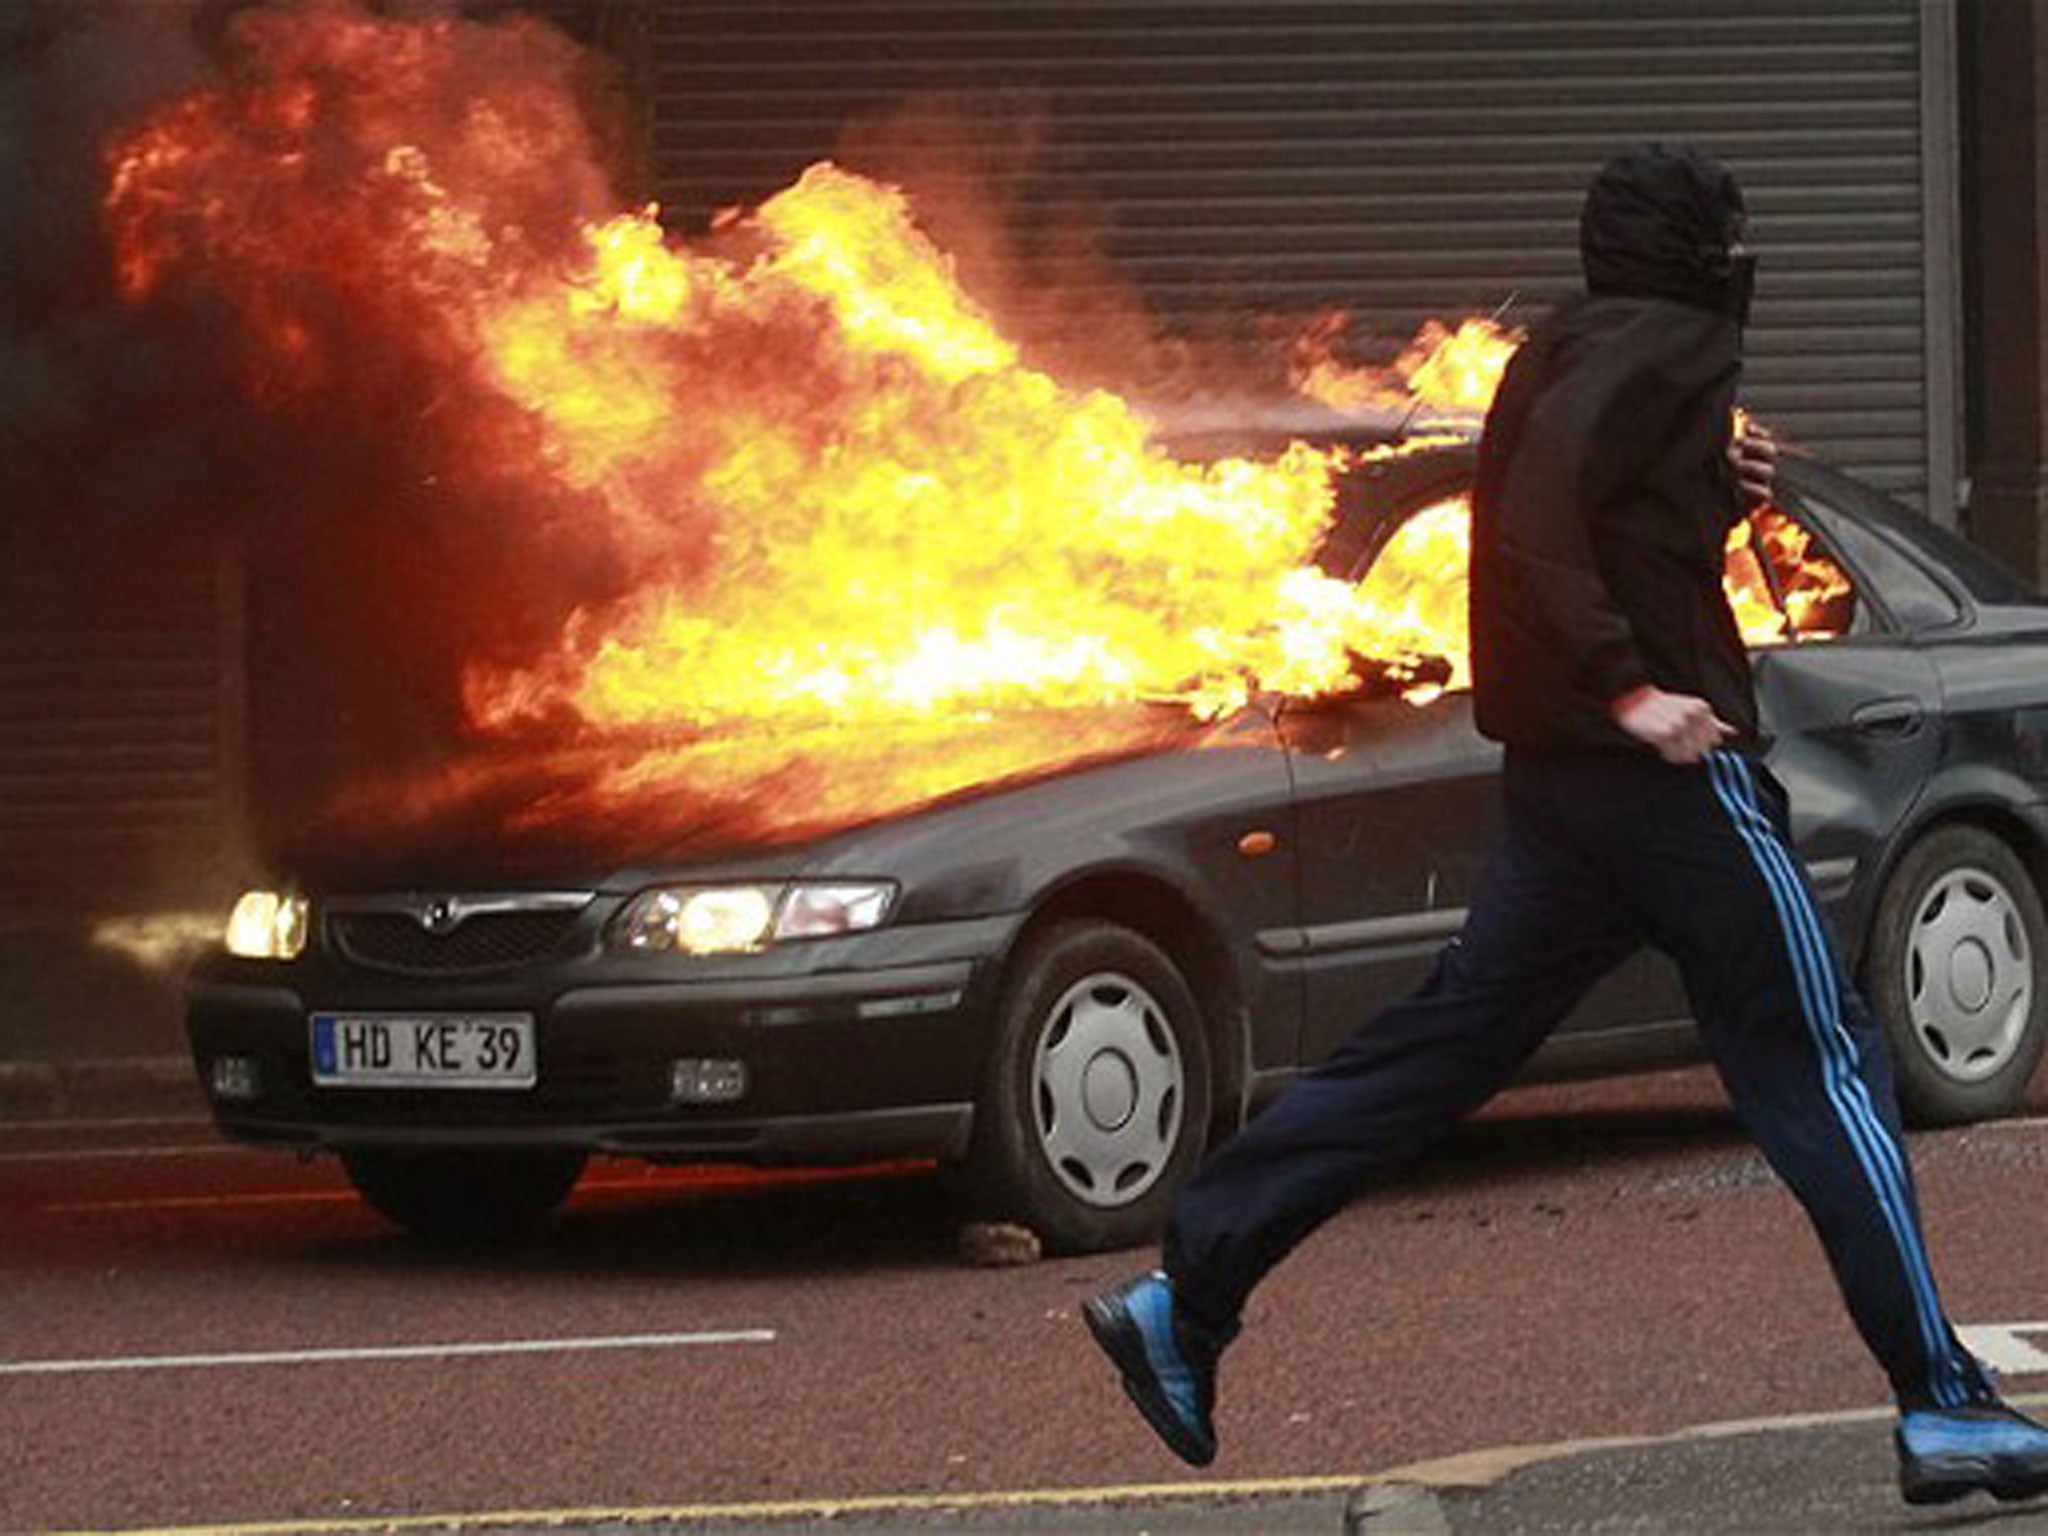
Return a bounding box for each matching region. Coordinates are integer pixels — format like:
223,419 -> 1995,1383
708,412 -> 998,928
0,1055 -> 206,1124
1345,1482 -> 1450,1534
1344,1389 -> 2048,1532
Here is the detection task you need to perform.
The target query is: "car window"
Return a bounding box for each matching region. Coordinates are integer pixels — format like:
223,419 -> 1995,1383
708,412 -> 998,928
1346,492 -> 1472,698
1722,505 -> 1863,645
1793,464 -> 2033,608
1338,481 -> 1875,704
1789,490 -> 1965,633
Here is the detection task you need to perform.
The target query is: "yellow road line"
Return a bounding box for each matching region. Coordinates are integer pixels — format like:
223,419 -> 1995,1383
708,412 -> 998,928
50,1474 -> 1368,1535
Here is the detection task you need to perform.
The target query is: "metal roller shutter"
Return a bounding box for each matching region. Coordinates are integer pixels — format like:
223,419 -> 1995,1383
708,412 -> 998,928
0,541 -> 244,1064
0,551 -> 240,910
649,0 -> 1953,512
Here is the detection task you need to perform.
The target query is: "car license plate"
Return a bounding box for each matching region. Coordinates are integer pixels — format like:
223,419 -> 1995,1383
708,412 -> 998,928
310,1013 -> 536,1089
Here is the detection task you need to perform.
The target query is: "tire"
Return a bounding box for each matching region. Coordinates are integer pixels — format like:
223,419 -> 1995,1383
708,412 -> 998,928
1863,824 -> 2048,1126
961,919 -> 1212,1254
339,1146 -> 587,1241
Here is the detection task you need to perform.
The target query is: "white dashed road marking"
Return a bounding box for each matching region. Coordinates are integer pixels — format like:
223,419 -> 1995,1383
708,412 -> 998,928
0,1142 -> 233,1163
1957,1322 -> 2048,1378
0,1330 -> 775,1376
40,1189 -> 363,1212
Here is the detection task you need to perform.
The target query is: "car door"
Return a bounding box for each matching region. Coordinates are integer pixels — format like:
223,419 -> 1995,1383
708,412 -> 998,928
1275,459 -> 1642,1065
1279,683 -> 1502,1064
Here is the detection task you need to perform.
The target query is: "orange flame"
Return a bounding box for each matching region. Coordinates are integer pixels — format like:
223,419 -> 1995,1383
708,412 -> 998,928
123,7 -> 1818,848
1300,492 -> 1850,702
1724,508 -> 1853,643
461,167 -> 1360,734
1293,314 -> 1523,422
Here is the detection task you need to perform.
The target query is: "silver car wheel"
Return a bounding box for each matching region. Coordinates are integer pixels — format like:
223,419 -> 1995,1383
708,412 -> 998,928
1904,864 -> 2036,1084
1031,969 -> 1185,1208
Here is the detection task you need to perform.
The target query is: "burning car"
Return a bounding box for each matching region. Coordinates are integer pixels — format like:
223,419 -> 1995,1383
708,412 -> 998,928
186,433 -> 2048,1251
103,7 -> 2048,1250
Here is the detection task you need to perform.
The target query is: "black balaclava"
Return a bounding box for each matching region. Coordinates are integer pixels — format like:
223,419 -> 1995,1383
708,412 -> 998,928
1580,145 -> 1755,325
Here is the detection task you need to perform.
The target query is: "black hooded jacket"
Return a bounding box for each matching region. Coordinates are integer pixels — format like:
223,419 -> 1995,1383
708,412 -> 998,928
1469,147 -> 1757,754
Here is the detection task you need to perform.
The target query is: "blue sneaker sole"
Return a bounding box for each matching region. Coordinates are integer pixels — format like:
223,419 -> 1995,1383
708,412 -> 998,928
1082,1291 -> 1216,1468
1902,1455 -> 2048,1506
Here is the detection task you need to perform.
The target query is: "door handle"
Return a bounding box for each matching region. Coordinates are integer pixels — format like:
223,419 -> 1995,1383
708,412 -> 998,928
1850,698 -> 1924,738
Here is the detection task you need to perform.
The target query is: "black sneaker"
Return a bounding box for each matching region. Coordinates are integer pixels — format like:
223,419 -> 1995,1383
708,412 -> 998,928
1082,1270 -> 1228,1467
1897,1402 -> 2048,1505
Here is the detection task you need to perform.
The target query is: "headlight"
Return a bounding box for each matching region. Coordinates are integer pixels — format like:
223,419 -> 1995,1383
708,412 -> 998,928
616,886 -> 777,955
775,883 -> 895,940
608,881 -> 895,955
224,890 -> 308,960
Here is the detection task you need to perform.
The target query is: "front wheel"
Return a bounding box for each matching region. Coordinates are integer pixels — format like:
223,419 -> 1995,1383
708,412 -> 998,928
1863,825 -> 2048,1125
339,1146 -> 587,1241
960,919 -> 1211,1254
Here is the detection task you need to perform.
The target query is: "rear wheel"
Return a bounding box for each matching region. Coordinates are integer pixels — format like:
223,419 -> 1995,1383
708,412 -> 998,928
339,1146 -> 587,1241
961,919 -> 1211,1254
1864,825 -> 2048,1125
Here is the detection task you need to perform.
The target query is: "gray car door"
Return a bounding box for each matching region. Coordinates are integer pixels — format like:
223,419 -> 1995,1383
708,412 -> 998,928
1276,473 -> 1647,1067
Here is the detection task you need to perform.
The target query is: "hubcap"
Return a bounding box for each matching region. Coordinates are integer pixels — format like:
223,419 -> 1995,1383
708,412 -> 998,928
1905,866 -> 2035,1084
1032,970 -> 1185,1208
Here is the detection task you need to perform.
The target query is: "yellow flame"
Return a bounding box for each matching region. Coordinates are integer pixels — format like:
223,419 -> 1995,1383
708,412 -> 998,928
1294,315 -> 1524,421
462,168 -> 1377,732
105,7 -> 1674,841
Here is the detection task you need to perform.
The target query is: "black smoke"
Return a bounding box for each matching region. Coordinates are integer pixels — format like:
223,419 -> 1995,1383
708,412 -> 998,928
0,2 -> 232,551
0,1 -> 638,864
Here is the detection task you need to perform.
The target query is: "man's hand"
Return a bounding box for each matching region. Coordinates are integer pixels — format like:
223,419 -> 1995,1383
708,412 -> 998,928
1730,418 -> 1778,508
1610,685 -> 1736,765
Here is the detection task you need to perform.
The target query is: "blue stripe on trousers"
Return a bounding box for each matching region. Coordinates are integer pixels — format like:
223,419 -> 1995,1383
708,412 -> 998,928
1707,756 -> 1958,1401
1704,751 -> 1965,1407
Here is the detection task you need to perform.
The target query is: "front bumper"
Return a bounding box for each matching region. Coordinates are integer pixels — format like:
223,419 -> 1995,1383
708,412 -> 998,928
187,938 -> 1005,1166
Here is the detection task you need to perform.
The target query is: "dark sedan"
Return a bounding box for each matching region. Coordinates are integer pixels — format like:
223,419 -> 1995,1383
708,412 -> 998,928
186,438 -> 2048,1251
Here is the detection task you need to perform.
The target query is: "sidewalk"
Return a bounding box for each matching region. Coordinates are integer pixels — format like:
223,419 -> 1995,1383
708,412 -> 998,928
1374,1398 -> 2048,1534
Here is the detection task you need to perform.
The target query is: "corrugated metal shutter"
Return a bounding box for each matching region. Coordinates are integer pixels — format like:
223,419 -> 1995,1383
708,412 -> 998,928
0,539 -> 244,1061
0,548 -> 240,919
648,0 -> 1948,506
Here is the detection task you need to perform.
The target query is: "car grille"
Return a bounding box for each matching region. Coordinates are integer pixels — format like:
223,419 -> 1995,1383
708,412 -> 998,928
328,908 -> 587,974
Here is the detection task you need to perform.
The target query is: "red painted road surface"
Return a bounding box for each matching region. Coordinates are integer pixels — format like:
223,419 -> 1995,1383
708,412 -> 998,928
3,1064 -> 2046,1532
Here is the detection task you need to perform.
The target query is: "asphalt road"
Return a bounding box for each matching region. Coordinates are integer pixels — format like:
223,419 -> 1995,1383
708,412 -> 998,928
4,1064 -> 2047,1534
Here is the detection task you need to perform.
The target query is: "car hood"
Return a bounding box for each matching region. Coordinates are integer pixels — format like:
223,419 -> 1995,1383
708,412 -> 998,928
273,702 -> 1260,892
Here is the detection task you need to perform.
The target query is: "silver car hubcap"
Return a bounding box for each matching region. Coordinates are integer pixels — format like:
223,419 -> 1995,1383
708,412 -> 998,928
1032,970 -> 1185,1208
1904,865 -> 2035,1084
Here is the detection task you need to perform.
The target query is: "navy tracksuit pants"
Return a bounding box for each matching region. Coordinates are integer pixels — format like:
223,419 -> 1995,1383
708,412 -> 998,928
1164,747 -> 1991,1410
